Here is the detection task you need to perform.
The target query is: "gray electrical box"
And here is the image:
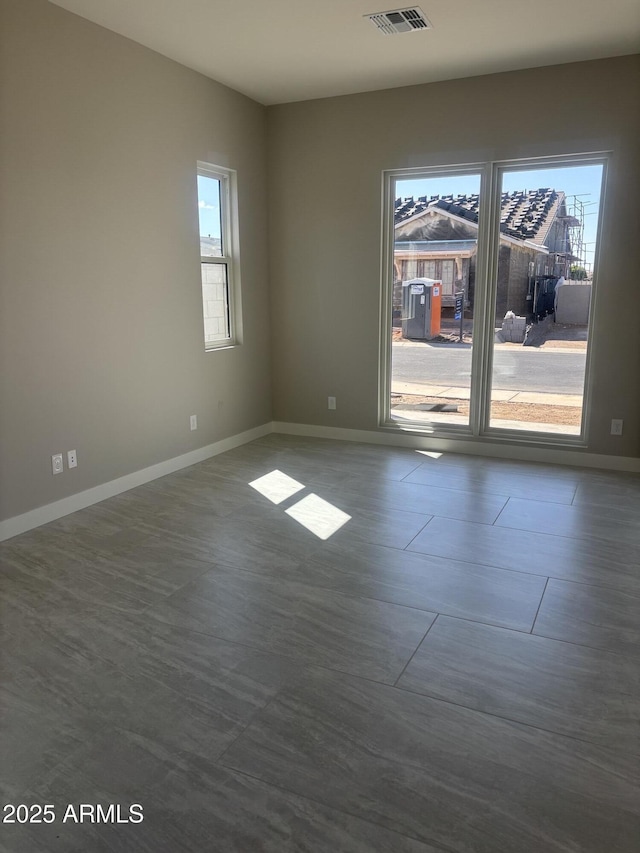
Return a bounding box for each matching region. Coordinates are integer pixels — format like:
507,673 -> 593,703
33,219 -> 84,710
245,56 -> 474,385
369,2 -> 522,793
401,278 -> 442,340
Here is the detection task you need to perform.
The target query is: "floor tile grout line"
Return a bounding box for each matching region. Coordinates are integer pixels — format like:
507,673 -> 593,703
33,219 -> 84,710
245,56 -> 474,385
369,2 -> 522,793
488,496 -> 640,548
389,681 -> 639,752
17,589 -> 628,706
492,495 -> 511,524
393,615 -> 439,687
6,549 -> 540,634
13,621 -> 636,798
10,537 -> 637,645
139,558 -> 231,607
18,719 -> 115,797
394,611 -> 547,641
211,563 -> 479,621
7,453 -> 639,632
308,494 -> 512,522
215,689 -> 288,767
408,510 -> 640,550
7,444 -> 640,849
147,556 -> 444,621
394,610 -> 638,658
529,577 -> 550,634
11,560 -> 640,635
398,459 -> 432,482
527,630 -> 637,658
402,515 -> 436,551
352,603 -> 640,670
188,564 -> 545,630
131,613 -> 308,663
128,607 -> 494,698
134,624 -> 421,696
216,662 -> 639,808
126,612 -> 446,690
400,470 -> 580,496
401,478 -> 578,506
491,495 -> 512,527
216,763 -> 456,853
492,518 -> 640,550
3,517 -> 631,599
397,453 -> 590,482
426,608 -> 637,657
402,544 -> 640,595
134,450 -> 632,505
336,476 -> 544,502
26,575 -> 632,704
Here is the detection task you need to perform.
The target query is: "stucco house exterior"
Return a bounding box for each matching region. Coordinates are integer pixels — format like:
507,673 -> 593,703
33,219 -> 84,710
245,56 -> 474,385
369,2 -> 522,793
394,189 -> 576,318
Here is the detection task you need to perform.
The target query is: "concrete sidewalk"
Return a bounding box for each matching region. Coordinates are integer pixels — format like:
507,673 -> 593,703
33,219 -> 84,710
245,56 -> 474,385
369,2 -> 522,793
391,381 -> 583,407
393,339 -> 586,354
390,407 -> 582,435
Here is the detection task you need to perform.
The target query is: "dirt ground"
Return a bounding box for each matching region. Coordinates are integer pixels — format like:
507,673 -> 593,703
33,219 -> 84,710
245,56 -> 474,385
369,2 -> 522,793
392,327 -> 473,344
391,317 -> 586,426
393,315 -> 588,349
391,394 -> 581,427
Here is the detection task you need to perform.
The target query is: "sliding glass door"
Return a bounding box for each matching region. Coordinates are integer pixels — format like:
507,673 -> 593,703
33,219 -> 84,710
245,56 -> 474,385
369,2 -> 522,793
388,168 -> 483,430
381,155 -> 606,443
487,162 -> 604,436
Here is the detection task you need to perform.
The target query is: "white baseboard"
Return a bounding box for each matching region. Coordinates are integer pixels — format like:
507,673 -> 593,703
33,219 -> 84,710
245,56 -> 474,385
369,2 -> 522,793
271,421 -> 640,472
3,418 -> 637,543
0,422 -> 274,543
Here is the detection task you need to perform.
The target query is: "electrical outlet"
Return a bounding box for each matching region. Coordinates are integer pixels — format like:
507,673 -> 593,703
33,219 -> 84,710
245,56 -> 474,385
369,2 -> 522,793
190,414 -> 198,431
67,449 -> 77,469
610,419 -> 623,436
51,454 -> 63,475
328,396 -> 337,410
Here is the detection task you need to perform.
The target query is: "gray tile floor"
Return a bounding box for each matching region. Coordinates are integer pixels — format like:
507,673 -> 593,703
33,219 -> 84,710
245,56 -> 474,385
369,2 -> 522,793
1,434 -> 639,852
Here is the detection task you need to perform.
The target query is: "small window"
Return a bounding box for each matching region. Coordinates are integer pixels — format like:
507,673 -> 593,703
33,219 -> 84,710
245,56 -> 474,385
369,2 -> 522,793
197,163 -> 239,349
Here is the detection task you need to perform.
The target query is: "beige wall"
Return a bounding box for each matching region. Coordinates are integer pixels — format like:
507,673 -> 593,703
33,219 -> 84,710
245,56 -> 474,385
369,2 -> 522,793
0,0 -> 271,520
1,3 -> 638,526
267,56 -> 640,459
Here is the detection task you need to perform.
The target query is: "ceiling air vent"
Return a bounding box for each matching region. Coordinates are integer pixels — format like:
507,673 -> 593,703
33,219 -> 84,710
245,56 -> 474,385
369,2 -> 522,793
365,7 -> 432,35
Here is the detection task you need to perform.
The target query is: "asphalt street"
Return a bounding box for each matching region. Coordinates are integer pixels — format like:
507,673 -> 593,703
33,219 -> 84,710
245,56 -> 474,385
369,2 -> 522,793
392,343 -> 586,394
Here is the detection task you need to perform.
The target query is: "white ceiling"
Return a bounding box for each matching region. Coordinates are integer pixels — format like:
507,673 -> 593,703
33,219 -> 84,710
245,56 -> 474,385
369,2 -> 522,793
49,0 -> 640,105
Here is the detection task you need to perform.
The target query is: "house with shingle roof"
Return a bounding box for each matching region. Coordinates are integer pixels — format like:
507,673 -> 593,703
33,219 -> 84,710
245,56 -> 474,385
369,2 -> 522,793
394,189 -> 575,318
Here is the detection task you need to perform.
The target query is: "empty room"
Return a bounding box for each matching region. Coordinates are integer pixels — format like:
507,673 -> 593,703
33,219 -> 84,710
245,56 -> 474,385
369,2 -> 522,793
1,0 -> 639,850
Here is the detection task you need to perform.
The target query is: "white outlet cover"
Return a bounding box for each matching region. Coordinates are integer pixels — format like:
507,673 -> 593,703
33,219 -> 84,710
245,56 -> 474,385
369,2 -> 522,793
190,415 -> 197,430
52,454 -> 63,475
67,449 -> 78,468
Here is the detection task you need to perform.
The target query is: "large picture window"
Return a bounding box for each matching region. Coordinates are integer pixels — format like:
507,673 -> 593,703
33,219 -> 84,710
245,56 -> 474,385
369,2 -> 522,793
380,154 -> 607,444
197,163 -> 239,349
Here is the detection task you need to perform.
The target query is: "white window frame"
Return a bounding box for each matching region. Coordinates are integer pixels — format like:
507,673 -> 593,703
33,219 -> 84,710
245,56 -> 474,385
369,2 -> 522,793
379,153 -> 609,447
197,162 -> 242,350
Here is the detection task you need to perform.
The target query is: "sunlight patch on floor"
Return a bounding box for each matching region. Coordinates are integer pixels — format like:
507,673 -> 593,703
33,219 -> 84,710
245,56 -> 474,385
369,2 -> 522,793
249,470 -> 305,504
285,494 -> 352,540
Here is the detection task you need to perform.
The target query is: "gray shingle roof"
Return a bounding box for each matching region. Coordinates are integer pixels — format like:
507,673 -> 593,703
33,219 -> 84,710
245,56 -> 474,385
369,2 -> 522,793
395,188 -> 562,243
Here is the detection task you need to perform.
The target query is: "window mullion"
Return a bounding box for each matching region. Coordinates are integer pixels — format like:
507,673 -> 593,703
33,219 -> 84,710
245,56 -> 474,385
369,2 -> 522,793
468,162 -> 501,436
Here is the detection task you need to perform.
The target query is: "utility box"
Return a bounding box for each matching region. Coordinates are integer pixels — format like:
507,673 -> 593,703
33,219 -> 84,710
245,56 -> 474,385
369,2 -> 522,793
401,278 -> 442,340
555,282 -> 591,325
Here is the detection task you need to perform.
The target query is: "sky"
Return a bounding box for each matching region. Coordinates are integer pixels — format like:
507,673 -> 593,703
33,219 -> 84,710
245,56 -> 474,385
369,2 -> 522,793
198,164 -> 604,267
197,175 -> 221,239
396,164 -> 604,269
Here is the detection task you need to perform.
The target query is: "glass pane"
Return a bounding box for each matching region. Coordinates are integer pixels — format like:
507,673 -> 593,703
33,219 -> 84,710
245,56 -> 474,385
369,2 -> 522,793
488,164 -> 603,435
391,173 -> 482,428
201,262 -> 230,344
198,175 -> 223,257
